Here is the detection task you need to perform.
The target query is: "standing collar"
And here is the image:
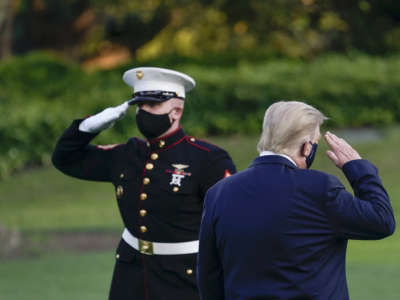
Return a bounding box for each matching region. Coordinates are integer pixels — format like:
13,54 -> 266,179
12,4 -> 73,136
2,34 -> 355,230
259,151 -> 297,167
146,126 -> 186,151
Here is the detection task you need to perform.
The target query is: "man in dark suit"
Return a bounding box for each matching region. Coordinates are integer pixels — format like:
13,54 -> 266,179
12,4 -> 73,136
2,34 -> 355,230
52,67 -> 236,300
197,101 -> 395,300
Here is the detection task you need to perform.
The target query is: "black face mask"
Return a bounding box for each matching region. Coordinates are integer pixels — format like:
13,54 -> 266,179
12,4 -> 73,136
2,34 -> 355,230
305,142 -> 318,169
136,108 -> 172,139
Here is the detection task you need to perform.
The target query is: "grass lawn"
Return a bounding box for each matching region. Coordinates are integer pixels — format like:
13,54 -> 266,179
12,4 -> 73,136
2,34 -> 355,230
0,127 -> 399,299
0,166 -> 122,231
0,251 -> 114,300
0,251 -> 399,300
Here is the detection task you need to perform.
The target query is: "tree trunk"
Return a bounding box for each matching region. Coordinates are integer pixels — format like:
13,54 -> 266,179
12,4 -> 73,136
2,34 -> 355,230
0,0 -> 14,59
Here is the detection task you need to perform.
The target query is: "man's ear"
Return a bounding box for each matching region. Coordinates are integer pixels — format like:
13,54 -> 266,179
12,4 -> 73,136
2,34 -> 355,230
302,141 -> 312,157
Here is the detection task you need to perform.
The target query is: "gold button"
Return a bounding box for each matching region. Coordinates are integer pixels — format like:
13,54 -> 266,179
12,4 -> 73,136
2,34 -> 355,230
146,142 -> 150,147
150,153 -> 159,160
142,244 -> 149,250
159,140 -> 165,148
116,185 -> 124,198
143,177 -> 150,185
190,137 -> 196,142
186,269 -> 193,275
140,193 -> 147,201
173,186 -> 179,192
120,173 -> 125,179
116,254 -> 120,259
140,226 -> 147,233
146,163 -> 154,170
140,209 -> 147,217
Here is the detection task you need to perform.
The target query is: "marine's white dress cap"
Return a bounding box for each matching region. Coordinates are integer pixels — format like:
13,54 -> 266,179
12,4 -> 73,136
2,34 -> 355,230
123,67 -> 196,104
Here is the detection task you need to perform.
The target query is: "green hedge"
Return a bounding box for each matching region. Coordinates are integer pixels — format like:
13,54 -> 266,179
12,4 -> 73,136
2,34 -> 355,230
1,52 -> 400,178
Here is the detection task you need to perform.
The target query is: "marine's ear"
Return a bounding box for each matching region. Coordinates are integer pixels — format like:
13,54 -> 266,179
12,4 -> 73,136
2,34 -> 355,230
169,98 -> 184,122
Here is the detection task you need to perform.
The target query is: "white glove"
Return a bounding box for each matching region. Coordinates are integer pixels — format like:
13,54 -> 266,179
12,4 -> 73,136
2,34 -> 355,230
79,101 -> 130,133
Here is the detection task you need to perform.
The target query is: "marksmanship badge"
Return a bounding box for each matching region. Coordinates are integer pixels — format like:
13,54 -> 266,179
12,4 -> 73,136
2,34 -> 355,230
166,164 -> 191,187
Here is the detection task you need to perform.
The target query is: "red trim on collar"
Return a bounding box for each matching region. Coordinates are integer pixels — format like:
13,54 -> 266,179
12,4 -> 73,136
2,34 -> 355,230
159,136 -> 186,152
148,126 -> 183,144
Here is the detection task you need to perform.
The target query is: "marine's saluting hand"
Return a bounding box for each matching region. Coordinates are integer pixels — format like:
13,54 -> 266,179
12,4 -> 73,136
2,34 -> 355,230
79,101 -> 130,133
324,131 -> 361,169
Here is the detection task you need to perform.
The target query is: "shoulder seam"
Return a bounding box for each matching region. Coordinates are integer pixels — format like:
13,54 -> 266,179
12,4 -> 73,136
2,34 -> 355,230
190,136 -> 223,150
185,137 -> 211,152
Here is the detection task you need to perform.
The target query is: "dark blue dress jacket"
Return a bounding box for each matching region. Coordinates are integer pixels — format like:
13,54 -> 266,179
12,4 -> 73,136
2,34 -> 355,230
197,155 -> 395,300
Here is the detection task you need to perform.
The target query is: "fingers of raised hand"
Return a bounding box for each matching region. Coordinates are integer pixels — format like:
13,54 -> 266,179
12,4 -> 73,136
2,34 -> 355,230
326,150 -> 339,166
341,143 -> 361,161
102,103 -> 128,120
116,102 -> 130,118
118,101 -> 129,112
324,131 -> 361,167
324,132 -> 340,151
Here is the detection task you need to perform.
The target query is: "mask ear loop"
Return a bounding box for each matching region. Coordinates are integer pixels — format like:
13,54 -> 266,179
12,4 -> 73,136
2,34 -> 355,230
301,141 -> 312,166
305,141 -> 318,169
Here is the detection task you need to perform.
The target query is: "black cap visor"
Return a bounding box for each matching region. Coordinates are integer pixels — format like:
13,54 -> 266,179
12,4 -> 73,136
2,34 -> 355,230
128,90 -> 184,105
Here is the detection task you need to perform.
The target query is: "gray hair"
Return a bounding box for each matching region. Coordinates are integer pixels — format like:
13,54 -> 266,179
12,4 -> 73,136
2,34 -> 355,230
257,101 -> 327,156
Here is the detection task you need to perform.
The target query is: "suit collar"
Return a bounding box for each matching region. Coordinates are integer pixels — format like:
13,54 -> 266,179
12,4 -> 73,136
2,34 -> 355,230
250,155 -> 298,169
259,150 -> 297,167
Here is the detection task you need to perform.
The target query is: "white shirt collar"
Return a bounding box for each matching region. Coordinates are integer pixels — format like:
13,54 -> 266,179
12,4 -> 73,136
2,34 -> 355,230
259,150 -> 297,167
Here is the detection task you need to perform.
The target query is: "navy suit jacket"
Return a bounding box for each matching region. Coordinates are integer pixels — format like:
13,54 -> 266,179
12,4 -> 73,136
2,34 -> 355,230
197,156 -> 395,300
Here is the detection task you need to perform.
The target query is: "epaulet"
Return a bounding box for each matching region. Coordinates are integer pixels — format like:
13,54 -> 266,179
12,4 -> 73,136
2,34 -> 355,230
185,136 -> 221,152
130,137 -> 150,149
133,137 -> 146,144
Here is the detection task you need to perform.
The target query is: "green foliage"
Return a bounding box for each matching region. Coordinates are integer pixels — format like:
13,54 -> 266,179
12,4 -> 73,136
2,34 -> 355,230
10,0 -> 400,60
1,51 -> 400,178
181,53 -> 400,134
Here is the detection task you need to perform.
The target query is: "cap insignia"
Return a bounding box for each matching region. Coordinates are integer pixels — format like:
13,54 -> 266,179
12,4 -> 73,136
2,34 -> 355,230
136,70 -> 144,79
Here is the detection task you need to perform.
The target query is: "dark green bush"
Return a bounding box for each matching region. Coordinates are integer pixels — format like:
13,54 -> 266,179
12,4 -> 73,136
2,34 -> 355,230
1,52 -> 399,178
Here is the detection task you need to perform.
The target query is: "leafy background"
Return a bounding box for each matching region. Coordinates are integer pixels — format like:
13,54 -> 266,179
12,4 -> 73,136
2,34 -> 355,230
1,52 -> 400,178
1,1 -> 400,299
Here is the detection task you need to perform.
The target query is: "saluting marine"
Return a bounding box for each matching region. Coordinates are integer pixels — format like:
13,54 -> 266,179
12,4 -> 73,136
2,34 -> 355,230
52,67 -> 236,300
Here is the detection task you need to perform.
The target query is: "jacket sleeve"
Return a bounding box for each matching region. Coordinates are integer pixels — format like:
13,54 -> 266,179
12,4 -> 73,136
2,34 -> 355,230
197,188 -> 225,300
200,148 -> 236,197
51,119 -> 117,182
324,159 -> 395,239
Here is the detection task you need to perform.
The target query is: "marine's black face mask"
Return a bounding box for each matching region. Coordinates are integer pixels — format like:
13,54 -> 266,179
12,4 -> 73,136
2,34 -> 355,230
136,108 -> 172,139
305,142 -> 318,169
